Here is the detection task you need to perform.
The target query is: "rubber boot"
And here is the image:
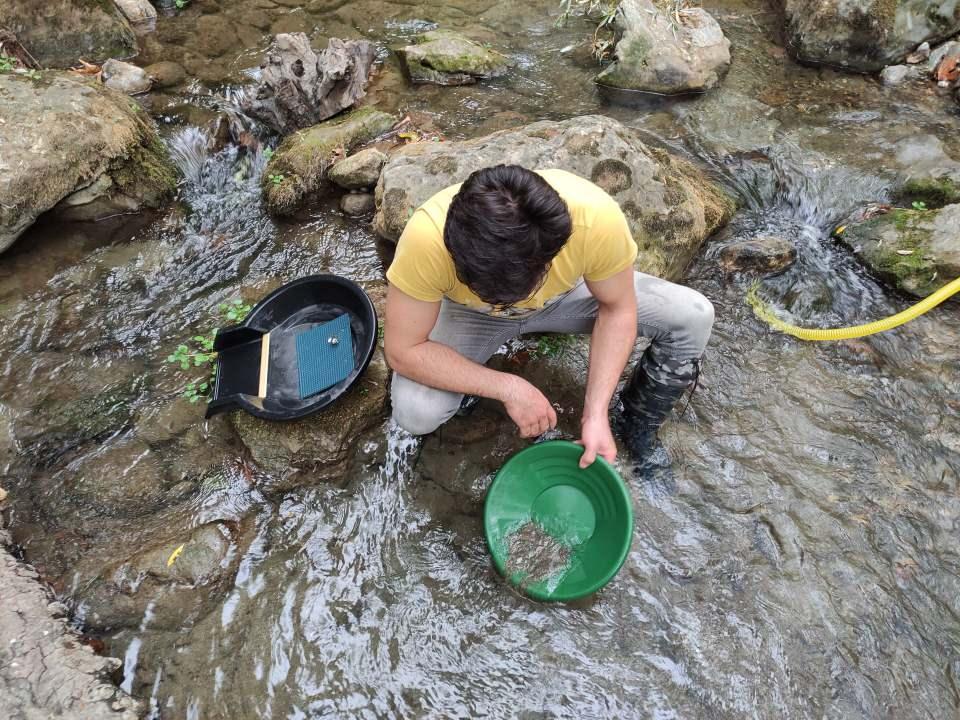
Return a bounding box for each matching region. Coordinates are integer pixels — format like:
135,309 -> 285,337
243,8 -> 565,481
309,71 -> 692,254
617,365 -> 692,464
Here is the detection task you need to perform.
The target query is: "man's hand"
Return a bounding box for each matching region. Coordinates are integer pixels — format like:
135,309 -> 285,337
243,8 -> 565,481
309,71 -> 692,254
502,376 -> 557,438
577,414 -> 617,468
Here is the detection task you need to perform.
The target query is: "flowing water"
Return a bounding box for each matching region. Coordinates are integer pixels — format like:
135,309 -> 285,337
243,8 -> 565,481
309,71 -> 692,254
2,0 -> 960,717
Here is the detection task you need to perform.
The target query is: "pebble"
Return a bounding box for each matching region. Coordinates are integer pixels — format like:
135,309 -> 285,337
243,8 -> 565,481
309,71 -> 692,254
101,59 -> 152,95
880,64 -> 911,87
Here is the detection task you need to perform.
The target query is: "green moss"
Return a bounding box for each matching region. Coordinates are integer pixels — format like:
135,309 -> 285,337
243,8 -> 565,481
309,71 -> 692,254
109,132 -> 178,204
893,177 -> 960,209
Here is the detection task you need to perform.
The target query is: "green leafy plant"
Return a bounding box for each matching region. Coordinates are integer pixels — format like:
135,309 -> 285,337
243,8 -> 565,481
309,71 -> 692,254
175,0 -> 189,9
262,147 -> 274,161
532,333 -> 575,359
166,299 -> 252,403
911,200 -> 927,211
269,173 -> 285,186
0,55 -> 15,73
24,69 -> 41,80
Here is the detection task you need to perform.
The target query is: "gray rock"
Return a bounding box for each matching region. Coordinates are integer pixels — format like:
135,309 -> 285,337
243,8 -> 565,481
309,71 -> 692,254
373,115 -> 735,281
905,41 -> 931,63
927,40 -> 960,71
719,237 -> 797,275
242,33 -> 377,134
880,64 -> 912,86
328,147 -> 388,189
0,73 -> 177,253
232,350 -> 389,487
396,30 -> 511,85
839,204 -> 960,297
341,192 -> 376,216
0,0 -> 137,69
0,546 -> 142,719
596,0 -> 731,95
263,107 -> 395,216
777,0 -> 960,72
113,0 -> 157,28
144,60 -> 186,88
101,58 -> 152,95
892,135 -> 960,184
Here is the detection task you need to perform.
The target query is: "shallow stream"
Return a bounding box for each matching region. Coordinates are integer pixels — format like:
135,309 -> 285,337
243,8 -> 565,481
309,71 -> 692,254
2,0 -> 959,717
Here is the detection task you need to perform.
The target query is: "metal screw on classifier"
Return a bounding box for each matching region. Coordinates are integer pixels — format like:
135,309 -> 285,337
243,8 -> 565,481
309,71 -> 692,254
328,336 -> 339,345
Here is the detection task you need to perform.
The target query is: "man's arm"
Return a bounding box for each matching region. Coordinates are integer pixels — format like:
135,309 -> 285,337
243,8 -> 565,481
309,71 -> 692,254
578,267 -> 637,468
384,284 -> 557,437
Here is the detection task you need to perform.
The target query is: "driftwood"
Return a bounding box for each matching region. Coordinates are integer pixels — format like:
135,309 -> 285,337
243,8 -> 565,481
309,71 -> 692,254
242,33 -> 376,135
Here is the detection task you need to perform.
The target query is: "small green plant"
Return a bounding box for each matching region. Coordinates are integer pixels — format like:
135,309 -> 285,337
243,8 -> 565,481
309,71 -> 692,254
269,173 -> 285,186
911,200 -> 927,211
175,0 -> 189,9
532,333 -> 575,359
0,55 -> 15,73
166,299 -> 252,403
24,69 -> 41,80
262,147 -> 274,161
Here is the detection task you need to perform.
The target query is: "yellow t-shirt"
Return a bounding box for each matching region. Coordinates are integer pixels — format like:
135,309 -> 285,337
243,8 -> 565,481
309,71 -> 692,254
385,169 -> 638,313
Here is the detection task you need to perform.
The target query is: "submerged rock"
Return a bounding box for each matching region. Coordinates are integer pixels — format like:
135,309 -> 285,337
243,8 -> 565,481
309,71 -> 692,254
242,33 -> 377,134
395,30 -> 511,85
0,73 -> 177,252
880,64 -> 913,86
373,115 -> 735,281
262,107 -> 394,216
0,0 -> 137,69
839,205 -> 960,297
101,58 -> 152,95
328,147 -> 388,190
777,0 -> 960,72
79,522 -> 238,631
232,350 -> 389,487
720,237 -> 797,275
144,60 -> 186,89
341,192 -> 376,216
596,0 -> 731,95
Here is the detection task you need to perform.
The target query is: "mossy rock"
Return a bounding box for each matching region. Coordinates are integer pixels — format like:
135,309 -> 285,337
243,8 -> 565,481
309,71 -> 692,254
891,177 -> 960,209
839,205 -> 960,297
262,107 -> 395,216
0,72 -> 177,252
395,30 -> 512,86
0,0 -> 138,69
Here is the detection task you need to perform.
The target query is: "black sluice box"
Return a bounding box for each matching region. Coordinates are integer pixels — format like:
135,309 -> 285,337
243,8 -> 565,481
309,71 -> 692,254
205,275 -> 378,421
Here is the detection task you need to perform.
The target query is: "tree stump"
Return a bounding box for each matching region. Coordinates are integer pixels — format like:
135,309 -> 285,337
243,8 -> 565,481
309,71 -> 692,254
242,33 -> 376,135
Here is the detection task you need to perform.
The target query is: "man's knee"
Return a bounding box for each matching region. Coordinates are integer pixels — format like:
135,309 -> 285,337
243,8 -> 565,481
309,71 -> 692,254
637,276 -> 715,354
390,375 -> 461,436
672,288 -> 714,351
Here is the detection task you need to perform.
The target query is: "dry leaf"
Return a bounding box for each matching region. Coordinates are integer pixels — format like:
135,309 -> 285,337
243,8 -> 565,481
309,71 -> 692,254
167,543 -> 186,567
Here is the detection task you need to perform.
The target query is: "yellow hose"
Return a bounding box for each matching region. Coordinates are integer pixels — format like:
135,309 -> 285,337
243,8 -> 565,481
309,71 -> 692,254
747,276 -> 960,341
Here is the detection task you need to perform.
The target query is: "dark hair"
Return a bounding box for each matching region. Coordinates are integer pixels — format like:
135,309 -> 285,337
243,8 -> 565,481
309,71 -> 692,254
444,165 -> 572,308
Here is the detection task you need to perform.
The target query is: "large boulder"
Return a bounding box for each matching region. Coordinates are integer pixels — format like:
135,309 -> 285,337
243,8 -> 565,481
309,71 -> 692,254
0,73 -> 177,253
231,350 -> 389,489
395,30 -> 512,85
777,0 -> 960,72
0,0 -> 137,69
596,0 -> 731,95
373,116 -> 735,281
262,107 -> 394,216
241,33 -> 377,134
838,204 -> 960,297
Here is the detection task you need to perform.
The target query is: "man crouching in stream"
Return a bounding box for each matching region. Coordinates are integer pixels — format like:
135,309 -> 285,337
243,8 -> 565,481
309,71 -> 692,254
383,164 -> 714,468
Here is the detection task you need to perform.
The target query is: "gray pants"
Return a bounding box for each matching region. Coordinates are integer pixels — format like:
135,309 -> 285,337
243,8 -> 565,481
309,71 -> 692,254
391,271 -> 714,435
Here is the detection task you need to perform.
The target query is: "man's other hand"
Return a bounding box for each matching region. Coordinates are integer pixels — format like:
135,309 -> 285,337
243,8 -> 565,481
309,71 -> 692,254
502,376 -> 557,438
576,414 -> 617,468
